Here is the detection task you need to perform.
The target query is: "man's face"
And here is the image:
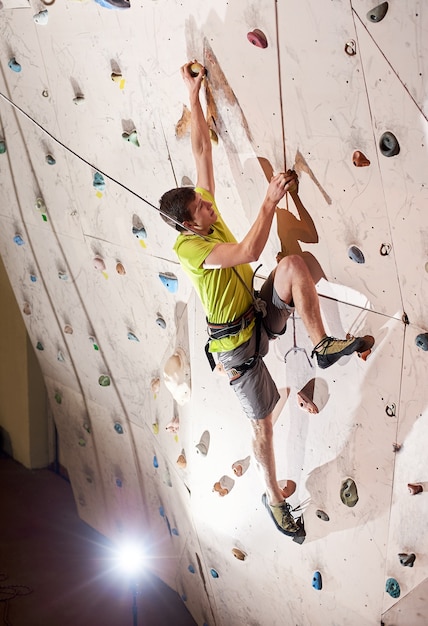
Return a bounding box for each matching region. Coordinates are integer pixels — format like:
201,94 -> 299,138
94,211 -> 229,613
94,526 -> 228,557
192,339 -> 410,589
185,193 -> 217,234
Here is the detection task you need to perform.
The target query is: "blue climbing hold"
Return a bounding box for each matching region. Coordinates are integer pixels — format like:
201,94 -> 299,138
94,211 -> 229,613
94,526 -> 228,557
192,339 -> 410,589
45,154 -> 56,165
115,478 -> 122,488
312,571 -> 322,590
127,332 -> 139,342
159,506 -> 165,517
132,226 -> 147,239
94,0 -> 130,8
93,172 -> 106,191
114,422 -> 124,434
210,569 -> 219,578
153,455 -> 159,468
385,577 -> 400,598
415,333 -> 428,351
171,528 -> 179,536
8,57 -> 22,72
159,272 -> 178,293
30,274 -> 37,283
13,234 -> 25,246
348,245 -> 365,264
188,564 -> 196,574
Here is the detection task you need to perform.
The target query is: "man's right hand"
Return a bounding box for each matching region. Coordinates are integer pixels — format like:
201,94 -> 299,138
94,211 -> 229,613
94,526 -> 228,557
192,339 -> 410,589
181,60 -> 206,102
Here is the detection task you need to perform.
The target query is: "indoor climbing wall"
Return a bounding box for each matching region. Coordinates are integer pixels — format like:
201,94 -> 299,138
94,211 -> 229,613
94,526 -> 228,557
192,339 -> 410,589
0,0 -> 427,624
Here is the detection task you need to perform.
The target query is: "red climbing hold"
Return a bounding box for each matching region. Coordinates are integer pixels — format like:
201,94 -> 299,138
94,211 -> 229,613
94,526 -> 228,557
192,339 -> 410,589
408,483 -> 423,495
352,150 -> 370,167
247,29 -> 268,49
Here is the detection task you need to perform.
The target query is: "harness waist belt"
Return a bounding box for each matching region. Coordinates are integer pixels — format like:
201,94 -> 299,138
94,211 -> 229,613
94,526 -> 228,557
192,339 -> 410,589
206,305 -> 255,340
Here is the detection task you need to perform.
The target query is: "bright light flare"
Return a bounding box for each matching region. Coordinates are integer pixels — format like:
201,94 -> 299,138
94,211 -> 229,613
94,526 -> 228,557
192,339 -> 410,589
115,541 -> 146,576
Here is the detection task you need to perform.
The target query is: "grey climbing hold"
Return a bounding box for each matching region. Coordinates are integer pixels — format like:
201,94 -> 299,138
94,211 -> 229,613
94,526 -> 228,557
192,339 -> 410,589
45,154 -> 56,165
159,272 -> 178,293
398,553 -> 416,567
312,571 -> 322,590
367,2 -> 389,23
127,331 -> 139,342
58,271 -> 68,281
33,9 -> 49,24
196,430 -> 210,456
114,422 -> 124,434
22,302 -> 31,315
8,57 -> 21,72
156,316 -> 166,329
340,478 -> 359,507
415,333 -> 428,351
98,375 -> 111,387
93,172 -> 105,191
73,95 -> 85,105
379,131 -> 400,157
385,577 -> 400,598
348,245 -> 365,264
316,509 -> 330,522
56,351 -> 64,363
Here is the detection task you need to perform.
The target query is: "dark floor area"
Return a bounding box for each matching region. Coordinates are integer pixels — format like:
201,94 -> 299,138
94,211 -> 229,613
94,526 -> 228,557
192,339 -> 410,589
0,454 -> 197,626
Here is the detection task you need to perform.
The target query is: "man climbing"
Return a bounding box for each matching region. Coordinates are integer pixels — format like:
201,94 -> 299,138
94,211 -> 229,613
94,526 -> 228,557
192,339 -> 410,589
159,61 -> 369,537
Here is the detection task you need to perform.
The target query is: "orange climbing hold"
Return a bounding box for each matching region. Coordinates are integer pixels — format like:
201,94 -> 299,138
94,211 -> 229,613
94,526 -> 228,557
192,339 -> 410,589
213,482 -> 229,497
352,150 -> 370,167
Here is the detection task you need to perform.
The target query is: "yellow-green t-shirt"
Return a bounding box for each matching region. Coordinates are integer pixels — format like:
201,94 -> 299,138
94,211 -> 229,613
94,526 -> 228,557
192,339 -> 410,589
174,187 -> 255,353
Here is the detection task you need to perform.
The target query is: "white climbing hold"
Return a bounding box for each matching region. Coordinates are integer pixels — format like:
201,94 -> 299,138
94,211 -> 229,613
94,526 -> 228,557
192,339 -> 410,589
33,9 -> 49,24
162,347 -> 191,405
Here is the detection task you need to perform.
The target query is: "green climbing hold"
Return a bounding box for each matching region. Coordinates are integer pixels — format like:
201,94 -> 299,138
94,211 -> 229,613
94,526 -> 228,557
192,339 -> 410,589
98,375 -> 111,387
0,140 -> 6,154
340,478 -> 359,507
45,154 -> 56,165
54,392 -> 62,404
122,130 -> 140,147
36,341 -> 44,351
385,577 -> 400,598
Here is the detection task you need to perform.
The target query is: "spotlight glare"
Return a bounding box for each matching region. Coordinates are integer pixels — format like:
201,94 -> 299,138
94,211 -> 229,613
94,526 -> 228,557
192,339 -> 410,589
116,541 -> 145,576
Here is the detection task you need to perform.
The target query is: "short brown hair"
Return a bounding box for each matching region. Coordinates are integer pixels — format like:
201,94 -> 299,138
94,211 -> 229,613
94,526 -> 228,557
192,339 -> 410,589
159,187 -> 195,232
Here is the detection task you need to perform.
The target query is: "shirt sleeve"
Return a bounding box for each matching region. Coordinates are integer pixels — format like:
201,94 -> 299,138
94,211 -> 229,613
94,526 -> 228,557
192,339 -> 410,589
175,235 -> 216,273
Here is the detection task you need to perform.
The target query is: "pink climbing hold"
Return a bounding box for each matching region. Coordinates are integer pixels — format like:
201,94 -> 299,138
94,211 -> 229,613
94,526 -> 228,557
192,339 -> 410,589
247,29 -> 268,49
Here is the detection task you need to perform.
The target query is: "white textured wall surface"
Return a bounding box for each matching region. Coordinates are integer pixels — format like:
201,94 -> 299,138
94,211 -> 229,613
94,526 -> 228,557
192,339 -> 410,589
0,1 -> 427,624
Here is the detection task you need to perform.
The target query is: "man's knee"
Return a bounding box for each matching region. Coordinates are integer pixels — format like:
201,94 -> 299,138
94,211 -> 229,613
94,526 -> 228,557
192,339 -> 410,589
276,254 -> 306,277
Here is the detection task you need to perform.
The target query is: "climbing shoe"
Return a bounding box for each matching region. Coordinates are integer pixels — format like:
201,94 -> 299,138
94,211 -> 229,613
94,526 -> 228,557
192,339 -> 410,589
262,494 -> 299,536
311,335 -> 365,369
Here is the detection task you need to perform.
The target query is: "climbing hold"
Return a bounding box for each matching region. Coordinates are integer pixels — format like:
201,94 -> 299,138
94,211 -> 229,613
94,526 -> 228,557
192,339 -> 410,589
0,140 -> 6,154
210,569 -> 219,579
93,172 -> 105,192
42,90 -> 49,98
385,577 -> 400,598
415,333 -> 428,351
189,62 -> 203,77
213,475 -> 235,497
247,29 -> 268,49
209,129 -> 218,144
402,312 -> 410,325
89,336 -> 99,350
385,403 -> 396,417
115,478 -> 122,488
232,548 -> 247,561
45,154 -> 56,165
312,571 -> 322,590
114,422 -> 124,434
344,40 -> 357,56
188,564 -> 196,574
163,348 -> 191,405
379,131 -> 400,157
348,245 -> 365,264
171,527 -> 179,536
54,392 -> 62,404
196,430 -> 210,456
163,466 -> 173,487
352,150 -> 370,167
159,272 -> 178,293
153,456 -> 159,468
57,350 -> 65,362
122,130 -> 139,147
33,9 -> 48,24
316,509 -> 330,522
35,197 -> 47,221
132,225 -> 147,240
165,416 -> 180,433
98,375 -> 111,387
380,243 -> 392,256
127,331 -> 139,342
177,451 -> 187,469
73,95 -> 85,105
63,324 -> 73,334
8,57 -> 21,72
340,478 -> 359,507
22,302 -> 31,316
398,553 -> 416,567
13,234 -> 25,246
159,506 -> 165,518
78,438 -> 86,447
36,341 -> 44,351
94,0 -> 131,9
93,256 -> 106,271
58,271 -> 68,281
83,422 -> 91,434
181,593 -> 187,602
115,262 -> 126,275
156,316 -> 166,329
30,274 -> 37,283
152,420 -> 159,435
232,456 -> 250,477
150,377 -> 160,396
408,483 -> 423,495
367,2 -> 389,23
392,442 -> 402,452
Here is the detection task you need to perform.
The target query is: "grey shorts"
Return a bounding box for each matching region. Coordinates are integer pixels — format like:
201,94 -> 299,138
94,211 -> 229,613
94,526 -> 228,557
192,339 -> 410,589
218,270 -> 294,421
